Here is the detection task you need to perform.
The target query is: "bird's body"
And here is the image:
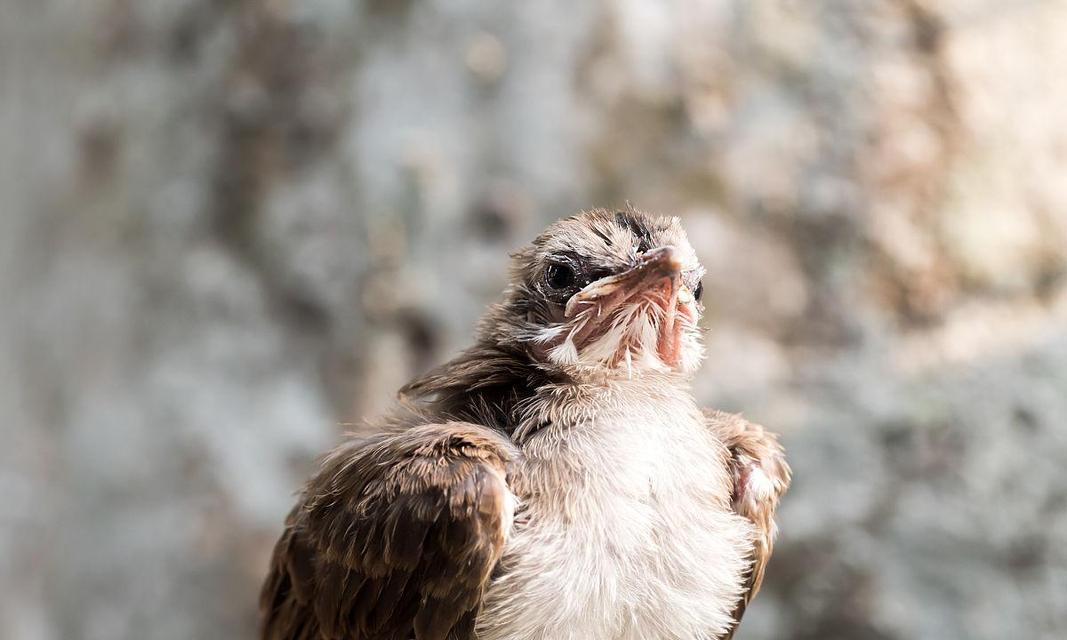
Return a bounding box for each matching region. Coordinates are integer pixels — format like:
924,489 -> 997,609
261,210 -> 789,640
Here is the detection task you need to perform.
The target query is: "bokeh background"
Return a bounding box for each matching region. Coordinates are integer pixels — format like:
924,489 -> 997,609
3,1 -> 1067,639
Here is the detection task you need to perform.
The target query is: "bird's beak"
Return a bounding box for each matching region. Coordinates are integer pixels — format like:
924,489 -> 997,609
555,246 -> 695,369
565,246 -> 683,319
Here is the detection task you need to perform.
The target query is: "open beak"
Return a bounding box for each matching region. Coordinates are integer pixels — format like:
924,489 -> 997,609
563,246 -> 688,367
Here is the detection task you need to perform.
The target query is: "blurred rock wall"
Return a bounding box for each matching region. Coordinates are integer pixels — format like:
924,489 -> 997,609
2,1 -> 1066,639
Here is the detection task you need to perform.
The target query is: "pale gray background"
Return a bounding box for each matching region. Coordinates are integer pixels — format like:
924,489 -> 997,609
2,1 -> 1066,639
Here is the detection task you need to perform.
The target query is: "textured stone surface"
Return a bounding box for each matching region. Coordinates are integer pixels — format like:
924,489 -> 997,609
2,1 -> 1066,639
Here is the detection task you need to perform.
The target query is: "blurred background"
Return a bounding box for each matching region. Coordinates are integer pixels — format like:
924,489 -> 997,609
2,1 -> 1067,639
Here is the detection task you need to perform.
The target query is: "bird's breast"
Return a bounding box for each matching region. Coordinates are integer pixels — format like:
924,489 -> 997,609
476,400 -> 755,640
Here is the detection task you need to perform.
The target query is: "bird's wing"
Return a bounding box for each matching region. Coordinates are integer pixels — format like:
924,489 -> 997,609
260,423 -> 517,640
703,409 -> 791,638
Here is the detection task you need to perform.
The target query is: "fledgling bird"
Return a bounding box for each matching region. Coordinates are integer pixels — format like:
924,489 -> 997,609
260,209 -> 790,640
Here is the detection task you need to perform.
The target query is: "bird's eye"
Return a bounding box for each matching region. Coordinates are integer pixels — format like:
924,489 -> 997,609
546,263 -> 576,290
693,280 -> 704,302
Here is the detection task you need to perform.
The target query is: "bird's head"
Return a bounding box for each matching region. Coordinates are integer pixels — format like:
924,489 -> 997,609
490,209 -> 706,380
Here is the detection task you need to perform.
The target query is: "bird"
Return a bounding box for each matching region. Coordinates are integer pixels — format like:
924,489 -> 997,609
260,208 -> 790,640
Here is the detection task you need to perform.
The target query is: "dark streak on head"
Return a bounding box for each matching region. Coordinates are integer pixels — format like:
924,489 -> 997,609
615,210 -> 654,253
590,224 -> 613,247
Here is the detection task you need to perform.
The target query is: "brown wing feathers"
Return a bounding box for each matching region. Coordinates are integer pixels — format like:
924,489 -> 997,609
260,424 -> 516,640
704,409 -> 791,639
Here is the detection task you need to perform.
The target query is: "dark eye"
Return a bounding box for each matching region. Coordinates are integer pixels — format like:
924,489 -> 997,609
546,263 -> 576,290
693,280 -> 703,302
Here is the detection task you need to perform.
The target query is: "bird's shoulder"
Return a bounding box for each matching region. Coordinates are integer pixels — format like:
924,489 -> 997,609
701,408 -> 791,638
260,422 -> 518,640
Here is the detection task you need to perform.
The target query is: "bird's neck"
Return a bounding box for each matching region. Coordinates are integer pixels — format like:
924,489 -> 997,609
399,336 -> 694,443
398,341 -> 550,434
